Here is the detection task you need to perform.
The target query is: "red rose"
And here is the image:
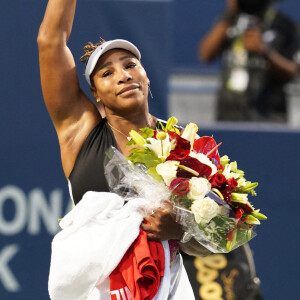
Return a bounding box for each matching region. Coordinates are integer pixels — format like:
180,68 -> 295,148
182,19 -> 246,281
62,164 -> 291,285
209,173 -> 226,188
166,148 -> 190,161
169,178 -> 190,196
227,177 -> 238,190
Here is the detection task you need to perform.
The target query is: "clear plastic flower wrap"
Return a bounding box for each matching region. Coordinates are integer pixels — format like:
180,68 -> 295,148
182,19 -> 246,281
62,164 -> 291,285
104,146 -> 171,218
171,190 -> 257,253
104,147 -> 257,253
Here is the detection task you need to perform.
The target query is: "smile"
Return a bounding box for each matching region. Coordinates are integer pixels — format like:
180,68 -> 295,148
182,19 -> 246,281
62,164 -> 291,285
117,84 -> 140,95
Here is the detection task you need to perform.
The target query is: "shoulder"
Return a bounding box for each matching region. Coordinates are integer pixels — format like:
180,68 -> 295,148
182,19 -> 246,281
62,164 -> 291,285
59,113 -> 103,178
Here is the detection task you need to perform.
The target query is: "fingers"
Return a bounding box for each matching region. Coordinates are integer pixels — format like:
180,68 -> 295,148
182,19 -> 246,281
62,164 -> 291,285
142,209 -> 182,241
146,233 -> 160,241
141,222 -> 161,241
140,222 -> 152,232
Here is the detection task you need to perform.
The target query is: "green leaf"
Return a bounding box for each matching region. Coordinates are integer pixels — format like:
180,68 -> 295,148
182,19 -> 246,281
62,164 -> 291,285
126,139 -> 135,146
127,149 -> 163,169
200,215 -> 235,247
140,127 -> 155,139
147,166 -> 163,182
172,195 -> 193,210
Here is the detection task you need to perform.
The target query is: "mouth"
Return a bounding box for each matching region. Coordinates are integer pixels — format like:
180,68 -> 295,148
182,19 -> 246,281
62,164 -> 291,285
117,84 -> 140,96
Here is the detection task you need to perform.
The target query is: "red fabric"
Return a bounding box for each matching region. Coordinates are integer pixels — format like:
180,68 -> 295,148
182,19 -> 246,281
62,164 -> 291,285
109,229 -> 165,300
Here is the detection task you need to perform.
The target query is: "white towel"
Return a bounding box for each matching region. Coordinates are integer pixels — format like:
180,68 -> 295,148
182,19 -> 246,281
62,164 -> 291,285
48,192 -> 143,300
48,191 -> 195,300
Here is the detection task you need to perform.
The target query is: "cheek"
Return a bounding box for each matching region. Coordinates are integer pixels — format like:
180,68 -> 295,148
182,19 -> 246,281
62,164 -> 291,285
138,73 -> 149,91
96,81 -> 114,99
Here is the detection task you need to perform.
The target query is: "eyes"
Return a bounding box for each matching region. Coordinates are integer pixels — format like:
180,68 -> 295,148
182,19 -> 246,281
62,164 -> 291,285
102,62 -> 137,78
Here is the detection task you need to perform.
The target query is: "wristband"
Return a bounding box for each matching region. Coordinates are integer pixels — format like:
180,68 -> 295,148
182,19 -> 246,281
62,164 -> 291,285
180,232 -> 192,244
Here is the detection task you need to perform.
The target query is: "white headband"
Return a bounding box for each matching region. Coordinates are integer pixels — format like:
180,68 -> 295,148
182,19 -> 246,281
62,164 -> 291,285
84,39 -> 141,86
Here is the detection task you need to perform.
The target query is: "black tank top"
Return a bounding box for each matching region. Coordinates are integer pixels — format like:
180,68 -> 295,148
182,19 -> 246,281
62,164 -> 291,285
69,118 -> 116,204
69,118 -> 169,205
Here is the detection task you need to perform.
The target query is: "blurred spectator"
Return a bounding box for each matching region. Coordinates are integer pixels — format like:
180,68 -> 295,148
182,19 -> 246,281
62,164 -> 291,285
199,0 -> 300,122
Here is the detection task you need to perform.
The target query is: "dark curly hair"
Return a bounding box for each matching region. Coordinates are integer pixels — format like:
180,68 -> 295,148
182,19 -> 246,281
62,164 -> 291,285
80,37 -> 106,65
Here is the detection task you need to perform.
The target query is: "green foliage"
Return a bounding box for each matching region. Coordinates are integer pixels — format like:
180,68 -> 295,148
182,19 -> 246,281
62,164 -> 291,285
172,194 -> 193,209
139,128 -> 155,139
127,148 -> 163,170
147,166 -> 163,182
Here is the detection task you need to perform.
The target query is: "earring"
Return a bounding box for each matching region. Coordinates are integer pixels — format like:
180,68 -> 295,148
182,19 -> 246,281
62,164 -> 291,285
96,98 -> 101,103
148,84 -> 154,100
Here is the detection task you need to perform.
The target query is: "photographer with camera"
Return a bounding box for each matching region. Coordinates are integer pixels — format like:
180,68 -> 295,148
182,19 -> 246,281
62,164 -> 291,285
199,0 -> 300,122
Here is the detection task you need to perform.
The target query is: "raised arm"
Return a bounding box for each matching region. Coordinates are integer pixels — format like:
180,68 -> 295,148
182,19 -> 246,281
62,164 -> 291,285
37,0 -> 101,177
199,0 -> 237,62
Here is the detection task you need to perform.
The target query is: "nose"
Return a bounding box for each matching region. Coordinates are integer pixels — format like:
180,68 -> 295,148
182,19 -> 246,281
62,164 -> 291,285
118,68 -> 132,84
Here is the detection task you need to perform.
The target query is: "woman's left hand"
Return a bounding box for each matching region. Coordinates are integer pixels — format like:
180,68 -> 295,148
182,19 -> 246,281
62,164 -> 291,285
141,209 -> 183,241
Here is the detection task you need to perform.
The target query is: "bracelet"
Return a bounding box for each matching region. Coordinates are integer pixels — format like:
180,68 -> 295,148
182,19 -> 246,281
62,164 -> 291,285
179,232 -> 192,244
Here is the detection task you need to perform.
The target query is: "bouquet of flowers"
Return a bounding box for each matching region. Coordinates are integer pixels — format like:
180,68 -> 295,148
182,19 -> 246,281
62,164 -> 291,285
105,116 -> 267,253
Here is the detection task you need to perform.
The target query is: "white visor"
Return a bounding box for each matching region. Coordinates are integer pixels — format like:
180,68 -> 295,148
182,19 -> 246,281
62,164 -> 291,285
84,39 -> 141,86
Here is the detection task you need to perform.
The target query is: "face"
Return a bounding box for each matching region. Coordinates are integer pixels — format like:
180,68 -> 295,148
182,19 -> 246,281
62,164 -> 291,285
90,49 -> 149,114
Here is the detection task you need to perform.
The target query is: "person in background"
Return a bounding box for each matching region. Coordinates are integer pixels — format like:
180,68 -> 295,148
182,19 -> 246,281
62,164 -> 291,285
199,0 -> 300,122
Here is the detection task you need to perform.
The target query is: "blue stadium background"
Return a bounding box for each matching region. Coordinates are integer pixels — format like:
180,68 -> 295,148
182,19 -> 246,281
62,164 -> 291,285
0,1 -> 300,299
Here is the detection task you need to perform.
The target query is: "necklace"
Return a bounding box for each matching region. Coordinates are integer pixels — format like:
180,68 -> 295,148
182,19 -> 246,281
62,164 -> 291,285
107,122 -> 129,138
107,115 -> 153,138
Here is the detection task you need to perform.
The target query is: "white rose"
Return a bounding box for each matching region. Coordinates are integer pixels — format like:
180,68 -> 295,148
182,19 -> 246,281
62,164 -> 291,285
187,177 -> 211,201
191,196 -> 219,225
189,152 -> 217,175
156,160 -> 178,186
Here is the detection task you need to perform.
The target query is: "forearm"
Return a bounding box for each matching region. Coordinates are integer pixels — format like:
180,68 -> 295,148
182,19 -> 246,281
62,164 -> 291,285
37,0 -> 77,47
199,17 -> 232,62
266,48 -> 299,82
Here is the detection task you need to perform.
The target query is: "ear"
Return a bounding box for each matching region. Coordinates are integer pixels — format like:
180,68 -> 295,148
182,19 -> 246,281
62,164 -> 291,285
90,86 -> 101,102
